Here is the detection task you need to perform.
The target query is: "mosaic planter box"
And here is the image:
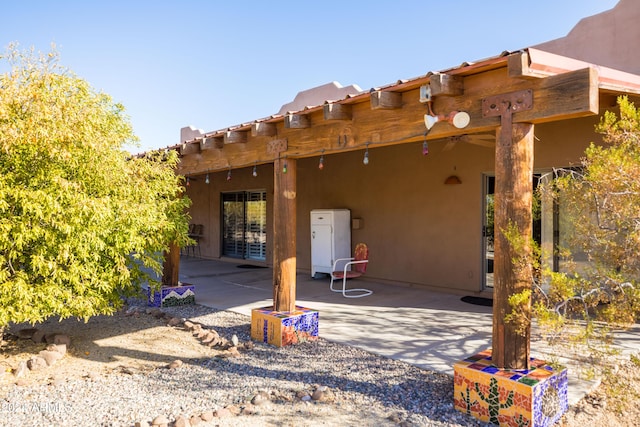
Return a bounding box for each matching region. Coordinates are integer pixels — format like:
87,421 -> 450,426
251,305 -> 319,347
454,349 -> 568,427
146,284 -> 195,307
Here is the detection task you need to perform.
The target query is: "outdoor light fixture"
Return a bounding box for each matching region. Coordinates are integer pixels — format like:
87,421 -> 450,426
252,162 -> 258,177
318,149 -> 325,170
205,173 -> 210,184
424,111 -> 471,130
186,176 -> 191,187
363,144 -> 370,165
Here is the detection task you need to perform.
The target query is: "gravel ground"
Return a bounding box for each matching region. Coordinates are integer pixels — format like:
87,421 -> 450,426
0,303 -> 497,427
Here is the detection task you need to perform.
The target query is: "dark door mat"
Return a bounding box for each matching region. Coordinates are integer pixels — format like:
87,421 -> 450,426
237,264 -> 268,269
461,296 -> 493,307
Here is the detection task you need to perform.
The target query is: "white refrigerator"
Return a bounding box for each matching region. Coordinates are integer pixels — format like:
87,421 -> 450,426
310,209 -> 351,278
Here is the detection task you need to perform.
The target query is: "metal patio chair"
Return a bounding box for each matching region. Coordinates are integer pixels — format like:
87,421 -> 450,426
329,242 -> 373,298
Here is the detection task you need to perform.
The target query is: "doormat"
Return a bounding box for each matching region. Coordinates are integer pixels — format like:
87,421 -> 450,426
461,296 -> 493,307
237,264 -> 268,269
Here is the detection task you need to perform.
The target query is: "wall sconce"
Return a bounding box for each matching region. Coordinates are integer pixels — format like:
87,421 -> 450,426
424,111 -> 471,130
444,175 -> 462,185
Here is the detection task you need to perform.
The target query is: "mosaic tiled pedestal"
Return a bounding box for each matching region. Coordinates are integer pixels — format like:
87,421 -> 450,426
251,306 -> 319,347
454,349 -> 568,427
146,284 -> 195,307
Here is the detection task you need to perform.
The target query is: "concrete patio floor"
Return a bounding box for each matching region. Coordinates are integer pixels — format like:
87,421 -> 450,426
175,256 -> 640,406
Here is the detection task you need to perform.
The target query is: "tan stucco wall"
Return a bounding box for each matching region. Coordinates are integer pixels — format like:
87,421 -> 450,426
185,115 -> 604,293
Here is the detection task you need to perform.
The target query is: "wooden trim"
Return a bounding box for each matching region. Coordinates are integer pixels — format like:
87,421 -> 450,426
224,130 -> 248,144
429,73 -> 464,96
323,103 -> 352,121
285,114 -> 311,129
370,90 -> 402,109
180,142 -> 200,156
251,122 -> 277,137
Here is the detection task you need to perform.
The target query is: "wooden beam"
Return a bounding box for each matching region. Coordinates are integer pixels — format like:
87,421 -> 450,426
507,51 -> 538,80
180,142 -> 200,156
267,138 -> 288,155
323,103 -> 352,121
285,113 -> 311,129
273,157 -> 297,312
492,122 -> 534,370
200,136 -> 221,150
251,122 -> 277,137
224,130 -> 248,144
429,73 -> 464,96
370,90 -> 402,109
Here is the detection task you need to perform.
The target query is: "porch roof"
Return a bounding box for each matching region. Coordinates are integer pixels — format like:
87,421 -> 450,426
173,48 -> 640,177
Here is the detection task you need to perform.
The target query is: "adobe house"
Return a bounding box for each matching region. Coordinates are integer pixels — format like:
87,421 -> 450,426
175,1 -> 639,294
170,2 -> 640,423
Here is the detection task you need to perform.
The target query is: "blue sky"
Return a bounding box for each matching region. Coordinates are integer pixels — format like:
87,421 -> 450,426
2,1 -> 619,153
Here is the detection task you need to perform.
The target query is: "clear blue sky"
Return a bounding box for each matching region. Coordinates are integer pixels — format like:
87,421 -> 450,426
2,1 -> 619,153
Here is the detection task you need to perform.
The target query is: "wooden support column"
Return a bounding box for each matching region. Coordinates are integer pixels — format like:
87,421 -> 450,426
492,122 -> 534,370
162,241 -> 180,287
273,157 -> 297,312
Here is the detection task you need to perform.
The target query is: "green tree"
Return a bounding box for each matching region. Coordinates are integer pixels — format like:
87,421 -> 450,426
0,44 -> 190,328
530,96 -> 640,358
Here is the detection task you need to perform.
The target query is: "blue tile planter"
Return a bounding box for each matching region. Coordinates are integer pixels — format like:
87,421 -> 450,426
146,283 -> 195,307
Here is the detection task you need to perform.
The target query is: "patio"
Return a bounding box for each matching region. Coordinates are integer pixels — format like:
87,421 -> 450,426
175,256 -> 640,406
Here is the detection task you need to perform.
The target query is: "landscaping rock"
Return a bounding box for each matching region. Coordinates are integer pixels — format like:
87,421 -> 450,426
47,343 -> 67,355
14,361 -> 28,378
173,415 -> 190,427
167,317 -> 182,327
189,415 -> 201,425
251,391 -> 270,406
214,407 -> 232,418
200,411 -> 214,422
27,356 -> 48,371
151,414 -> 169,427
183,320 -> 194,330
16,328 -> 39,340
168,359 -> 183,370
31,329 -> 46,343
38,350 -> 63,366
134,421 -> 150,427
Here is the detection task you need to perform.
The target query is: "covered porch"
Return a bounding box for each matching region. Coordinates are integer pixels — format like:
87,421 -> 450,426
175,255 -> 640,407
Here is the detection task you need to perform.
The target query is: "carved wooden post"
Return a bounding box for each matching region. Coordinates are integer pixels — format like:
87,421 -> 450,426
483,89 -> 534,370
492,122 -> 534,369
273,157 -> 297,312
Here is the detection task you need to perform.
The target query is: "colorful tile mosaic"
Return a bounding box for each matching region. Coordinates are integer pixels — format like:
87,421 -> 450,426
146,284 -> 195,307
453,349 -> 568,427
250,305 -> 319,347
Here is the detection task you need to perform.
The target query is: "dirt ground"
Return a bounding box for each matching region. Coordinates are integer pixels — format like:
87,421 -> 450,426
1,307 -> 639,426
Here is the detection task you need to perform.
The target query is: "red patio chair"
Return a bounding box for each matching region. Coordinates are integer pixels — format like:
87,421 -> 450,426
330,243 -> 373,298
